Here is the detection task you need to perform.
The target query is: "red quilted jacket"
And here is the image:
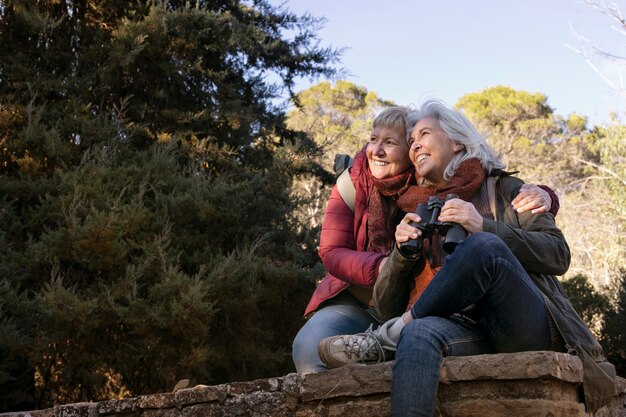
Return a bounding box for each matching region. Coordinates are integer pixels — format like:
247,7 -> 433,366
304,151 -> 386,316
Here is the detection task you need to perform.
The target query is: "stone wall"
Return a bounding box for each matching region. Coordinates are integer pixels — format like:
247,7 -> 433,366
2,352 -> 625,417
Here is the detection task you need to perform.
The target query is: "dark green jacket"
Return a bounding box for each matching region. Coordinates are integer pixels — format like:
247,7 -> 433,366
374,174 -> 616,412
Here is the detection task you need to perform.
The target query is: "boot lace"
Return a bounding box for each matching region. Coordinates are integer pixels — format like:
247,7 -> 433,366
338,325 -> 387,363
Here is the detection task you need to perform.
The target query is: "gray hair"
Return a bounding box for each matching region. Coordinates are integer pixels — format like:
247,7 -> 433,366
373,106 -> 412,146
408,99 -> 505,181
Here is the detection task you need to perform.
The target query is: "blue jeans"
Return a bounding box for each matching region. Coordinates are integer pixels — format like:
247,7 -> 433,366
292,292 -> 381,373
392,233 -> 553,417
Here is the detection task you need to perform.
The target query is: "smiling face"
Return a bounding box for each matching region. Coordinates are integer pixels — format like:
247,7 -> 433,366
409,116 -> 464,186
366,126 -> 412,179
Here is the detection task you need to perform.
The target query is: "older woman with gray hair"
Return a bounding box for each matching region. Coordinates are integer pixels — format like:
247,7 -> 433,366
317,99 -> 615,416
293,104 -> 558,374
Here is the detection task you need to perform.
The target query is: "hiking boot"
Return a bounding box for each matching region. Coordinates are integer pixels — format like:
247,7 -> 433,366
318,317 -> 399,368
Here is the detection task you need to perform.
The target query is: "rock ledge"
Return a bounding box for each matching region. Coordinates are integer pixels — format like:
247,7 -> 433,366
2,352 -> 625,417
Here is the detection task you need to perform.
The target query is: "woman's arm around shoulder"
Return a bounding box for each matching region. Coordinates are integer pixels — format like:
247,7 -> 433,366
482,175 -> 570,276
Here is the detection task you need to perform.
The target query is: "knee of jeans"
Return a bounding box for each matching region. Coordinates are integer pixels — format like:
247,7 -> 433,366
292,329 -> 320,373
292,327 -> 311,356
463,232 -> 508,255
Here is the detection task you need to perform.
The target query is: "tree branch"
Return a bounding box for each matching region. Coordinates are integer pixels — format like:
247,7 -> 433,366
572,156 -> 626,186
566,1 -> 626,98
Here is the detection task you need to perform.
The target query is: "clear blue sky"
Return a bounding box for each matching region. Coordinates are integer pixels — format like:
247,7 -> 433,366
272,0 -> 625,127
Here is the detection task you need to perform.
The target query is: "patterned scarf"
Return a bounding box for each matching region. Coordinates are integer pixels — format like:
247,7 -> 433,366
367,170 -> 416,255
397,158 -> 486,211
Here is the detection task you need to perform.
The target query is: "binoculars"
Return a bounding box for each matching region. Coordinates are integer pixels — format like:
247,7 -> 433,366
399,194 -> 467,257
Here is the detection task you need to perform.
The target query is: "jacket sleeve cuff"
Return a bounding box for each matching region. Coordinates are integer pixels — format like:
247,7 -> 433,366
391,244 -> 421,263
482,218 -> 498,235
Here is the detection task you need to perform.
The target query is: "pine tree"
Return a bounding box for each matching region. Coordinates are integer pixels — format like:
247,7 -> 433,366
0,1 -> 338,410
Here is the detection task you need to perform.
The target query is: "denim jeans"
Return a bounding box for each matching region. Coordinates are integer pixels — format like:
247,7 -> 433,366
292,292 -> 381,373
392,233 -> 553,417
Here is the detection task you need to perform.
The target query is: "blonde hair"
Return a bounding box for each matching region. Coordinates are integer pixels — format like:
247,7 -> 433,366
373,106 -> 412,146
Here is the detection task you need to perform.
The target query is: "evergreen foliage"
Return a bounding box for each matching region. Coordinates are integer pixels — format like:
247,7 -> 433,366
560,274 -> 609,332
601,270 -> 626,377
0,0 -> 338,411
456,85 -> 562,183
591,121 -> 626,212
